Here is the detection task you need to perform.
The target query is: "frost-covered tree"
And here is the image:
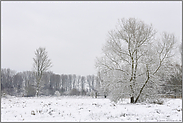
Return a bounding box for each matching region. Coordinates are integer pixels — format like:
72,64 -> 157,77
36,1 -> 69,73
160,43 -> 182,98
1,68 -> 16,96
96,18 -> 176,103
163,63 -> 182,97
13,73 -> 23,96
21,71 -> 35,96
87,75 -> 92,92
33,47 -> 52,97
72,74 -> 76,89
81,76 -> 86,95
68,75 -> 73,91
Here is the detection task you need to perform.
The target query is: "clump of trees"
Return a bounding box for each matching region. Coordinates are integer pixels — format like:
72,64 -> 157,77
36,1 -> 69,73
160,63 -> 182,98
96,18 -> 181,103
1,69 -> 101,97
1,47 -> 101,97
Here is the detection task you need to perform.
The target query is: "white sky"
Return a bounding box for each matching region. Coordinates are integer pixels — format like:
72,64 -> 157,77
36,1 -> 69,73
1,1 -> 182,76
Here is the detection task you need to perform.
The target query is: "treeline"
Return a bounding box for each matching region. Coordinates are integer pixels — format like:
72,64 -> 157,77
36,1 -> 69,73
1,63 -> 182,98
160,63 -> 182,98
1,68 -> 101,97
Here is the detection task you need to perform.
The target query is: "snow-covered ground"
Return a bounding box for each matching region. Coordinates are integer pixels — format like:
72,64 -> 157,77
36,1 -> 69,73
1,96 -> 182,122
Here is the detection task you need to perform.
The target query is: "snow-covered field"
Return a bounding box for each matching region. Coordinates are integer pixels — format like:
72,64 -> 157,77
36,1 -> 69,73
1,96 -> 182,122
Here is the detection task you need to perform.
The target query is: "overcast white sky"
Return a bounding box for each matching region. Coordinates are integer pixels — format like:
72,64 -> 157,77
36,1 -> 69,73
1,1 -> 182,76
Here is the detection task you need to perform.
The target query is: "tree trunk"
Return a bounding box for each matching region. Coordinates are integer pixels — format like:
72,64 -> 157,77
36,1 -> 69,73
36,79 -> 40,97
36,86 -> 39,97
95,92 -> 97,98
134,64 -> 150,103
134,75 -> 150,103
36,90 -> 39,97
130,96 -> 134,103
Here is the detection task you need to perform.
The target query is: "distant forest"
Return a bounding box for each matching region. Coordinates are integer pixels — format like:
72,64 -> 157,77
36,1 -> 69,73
1,68 -> 101,97
1,63 -> 182,98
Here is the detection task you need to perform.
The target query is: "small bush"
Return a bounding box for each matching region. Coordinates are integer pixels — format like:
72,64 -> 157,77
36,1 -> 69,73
108,88 -> 128,103
151,99 -> 164,105
80,89 -> 87,96
54,91 -> 60,96
1,92 -> 6,98
69,88 -> 80,96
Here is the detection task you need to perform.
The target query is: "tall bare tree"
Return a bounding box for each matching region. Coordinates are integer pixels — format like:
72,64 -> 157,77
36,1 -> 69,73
33,47 -> 52,97
96,18 -> 176,103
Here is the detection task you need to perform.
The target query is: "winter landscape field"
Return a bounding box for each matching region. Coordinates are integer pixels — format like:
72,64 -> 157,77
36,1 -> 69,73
1,96 -> 182,122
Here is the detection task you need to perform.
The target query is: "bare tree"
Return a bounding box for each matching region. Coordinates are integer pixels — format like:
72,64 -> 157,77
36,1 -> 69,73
96,18 -> 176,103
81,76 -> 85,95
33,47 -> 52,97
1,68 -> 16,96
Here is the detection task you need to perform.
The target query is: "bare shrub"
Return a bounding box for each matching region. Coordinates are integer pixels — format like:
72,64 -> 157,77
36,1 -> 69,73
69,88 -> 80,96
54,91 -> 60,97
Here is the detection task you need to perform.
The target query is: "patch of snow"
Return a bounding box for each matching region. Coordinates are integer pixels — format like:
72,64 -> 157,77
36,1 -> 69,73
1,96 -> 182,122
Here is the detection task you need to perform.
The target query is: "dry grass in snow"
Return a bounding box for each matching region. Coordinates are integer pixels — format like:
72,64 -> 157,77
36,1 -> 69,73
1,96 -> 182,122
